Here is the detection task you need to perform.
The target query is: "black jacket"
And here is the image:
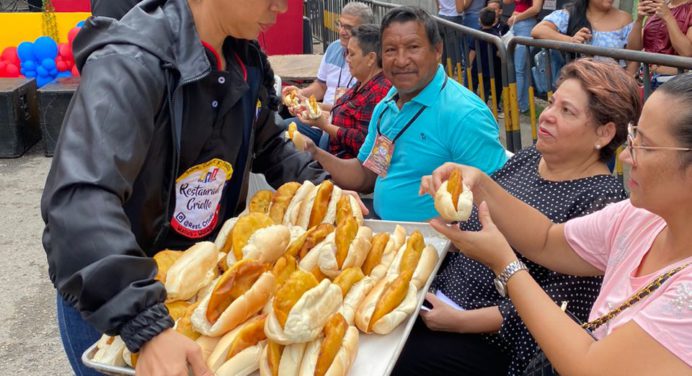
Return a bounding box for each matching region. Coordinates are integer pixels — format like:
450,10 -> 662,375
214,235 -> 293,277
41,0 -> 326,352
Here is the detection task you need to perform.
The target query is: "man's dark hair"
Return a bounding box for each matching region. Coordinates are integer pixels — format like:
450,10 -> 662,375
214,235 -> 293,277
351,24 -> 383,67
479,8 -> 496,28
380,6 -> 441,47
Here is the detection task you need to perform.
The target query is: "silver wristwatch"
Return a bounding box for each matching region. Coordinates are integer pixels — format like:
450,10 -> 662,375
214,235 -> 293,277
494,260 -> 528,297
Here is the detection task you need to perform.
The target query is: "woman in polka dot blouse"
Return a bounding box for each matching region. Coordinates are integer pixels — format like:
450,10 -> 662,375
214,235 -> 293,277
394,59 -> 640,376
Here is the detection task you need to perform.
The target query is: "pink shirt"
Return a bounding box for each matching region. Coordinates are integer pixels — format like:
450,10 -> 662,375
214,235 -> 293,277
564,200 -> 692,366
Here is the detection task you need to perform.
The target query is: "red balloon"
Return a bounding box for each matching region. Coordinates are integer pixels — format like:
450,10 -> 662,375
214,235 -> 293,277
71,65 -> 80,77
6,63 -> 20,77
68,27 -> 80,45
1,47 -> 20,66
56,60 -> 67,72
58,43 -> 70,57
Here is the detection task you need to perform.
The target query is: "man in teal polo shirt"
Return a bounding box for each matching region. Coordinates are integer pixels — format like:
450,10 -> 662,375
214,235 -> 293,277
305,6 -> 507,221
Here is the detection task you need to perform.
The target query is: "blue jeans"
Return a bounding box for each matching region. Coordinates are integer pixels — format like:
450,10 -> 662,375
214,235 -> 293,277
57,295 -> 103,376
513,18 -> 537,112
281,117 -> 330,150
462,12 -> 481,87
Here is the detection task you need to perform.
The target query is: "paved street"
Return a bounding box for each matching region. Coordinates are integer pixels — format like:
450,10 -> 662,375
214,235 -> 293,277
0,141 -> 71,375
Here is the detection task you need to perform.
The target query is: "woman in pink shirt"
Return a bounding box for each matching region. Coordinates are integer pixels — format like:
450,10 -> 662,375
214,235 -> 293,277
422,73 -> 692,373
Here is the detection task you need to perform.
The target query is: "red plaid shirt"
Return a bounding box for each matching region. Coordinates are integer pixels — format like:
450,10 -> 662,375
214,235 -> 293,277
329,72 -> 391,159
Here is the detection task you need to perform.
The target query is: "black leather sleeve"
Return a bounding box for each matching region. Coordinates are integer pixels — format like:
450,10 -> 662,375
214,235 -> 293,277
41,48 -> 173,352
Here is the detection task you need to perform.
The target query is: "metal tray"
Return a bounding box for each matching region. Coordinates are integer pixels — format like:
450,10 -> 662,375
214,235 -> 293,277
82,219 -> 451,376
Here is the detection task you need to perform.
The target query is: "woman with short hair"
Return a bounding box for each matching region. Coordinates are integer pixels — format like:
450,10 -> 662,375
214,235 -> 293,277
395,59 -> 640,376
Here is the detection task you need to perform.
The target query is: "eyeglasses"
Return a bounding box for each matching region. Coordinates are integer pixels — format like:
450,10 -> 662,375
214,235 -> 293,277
626,122 -> 692,166
336,21 -> 354,34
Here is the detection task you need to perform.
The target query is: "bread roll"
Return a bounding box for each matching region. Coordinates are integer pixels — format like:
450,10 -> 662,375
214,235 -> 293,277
269,182 -> 302,224
92,335 -> 127,367
283,181 -> 315,226
286,122 -> 308,152
259,341 -> 307,376
298,315 -> 359,376
165,241 -> 219,302
337,275 -> 377,325
434,180 -> 473,222
354,274 -> 418,334
386,242 -> 439,290
318,222 -> 372,279
207,314 -> 267,373
215,217 -> 239,254
265,276 -> 343,345
191,260 -> 276,337
229,224 -> 290,265
365,225 -> 407,280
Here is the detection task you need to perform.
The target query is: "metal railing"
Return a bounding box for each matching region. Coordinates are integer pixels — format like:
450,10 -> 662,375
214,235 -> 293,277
507,37 -> 692,143
434,17 -> 517,151
507,36 -> 692,178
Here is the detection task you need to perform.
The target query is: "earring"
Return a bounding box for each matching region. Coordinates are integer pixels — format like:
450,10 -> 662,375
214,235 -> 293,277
595,144 -> 601,150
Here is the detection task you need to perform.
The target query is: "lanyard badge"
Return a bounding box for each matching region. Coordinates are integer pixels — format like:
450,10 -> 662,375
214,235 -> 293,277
363,104 -> 427,178
363,134 -> 395,177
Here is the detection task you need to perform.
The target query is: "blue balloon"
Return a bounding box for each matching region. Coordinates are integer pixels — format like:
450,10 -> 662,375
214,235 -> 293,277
57,71 -> 72,78
42,58 -> 56,70
22,60 -> 36,71
23,70 -> 37,78
17,42 -> 36,62
33,36 -> 58,61
49,68 -> 58,76
37,75 -> 54,88
37,65 -> 48,76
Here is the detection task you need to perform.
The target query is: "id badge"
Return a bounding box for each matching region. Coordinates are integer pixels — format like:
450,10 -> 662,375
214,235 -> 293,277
363,134 -> 394,178
334,87 -> 348,102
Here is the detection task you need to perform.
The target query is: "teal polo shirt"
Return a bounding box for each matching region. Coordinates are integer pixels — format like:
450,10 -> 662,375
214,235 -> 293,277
357,65 -> 507,221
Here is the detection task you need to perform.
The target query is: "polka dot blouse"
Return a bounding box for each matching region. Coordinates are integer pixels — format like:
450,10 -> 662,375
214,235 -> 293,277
431,146 -> 628,375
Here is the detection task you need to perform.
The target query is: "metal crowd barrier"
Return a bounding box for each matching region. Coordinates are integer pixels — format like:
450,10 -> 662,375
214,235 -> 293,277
434,17 -> 517,151
507,36 -> 692,179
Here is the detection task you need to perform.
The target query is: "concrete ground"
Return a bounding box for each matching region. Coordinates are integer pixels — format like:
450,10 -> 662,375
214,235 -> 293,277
0,140 -> 71,375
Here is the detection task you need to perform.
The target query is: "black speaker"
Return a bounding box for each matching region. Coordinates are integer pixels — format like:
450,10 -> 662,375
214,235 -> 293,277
0,78 -> 40,158
38,77 -> 79,157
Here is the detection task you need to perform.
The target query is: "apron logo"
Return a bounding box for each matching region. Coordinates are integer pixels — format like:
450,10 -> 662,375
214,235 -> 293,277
171,158 -> 233,239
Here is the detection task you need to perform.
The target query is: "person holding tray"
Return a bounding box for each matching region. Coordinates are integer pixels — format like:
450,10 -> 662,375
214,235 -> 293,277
422,73 -> 692,374
41,1 -> 328,376
395,59 -> 639,375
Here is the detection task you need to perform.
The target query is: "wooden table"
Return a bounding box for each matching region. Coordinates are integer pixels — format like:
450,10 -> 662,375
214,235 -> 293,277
268,54 -> 323,85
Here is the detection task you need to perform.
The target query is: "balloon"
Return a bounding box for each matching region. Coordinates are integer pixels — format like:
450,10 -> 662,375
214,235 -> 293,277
22,60 -> 36,71
41,58 -> 56,71
58,43 -> 71,59
17,42 -> 35,62
33,36 -> 58,61
37,65 -> 48,76
37,75 -> 53,88
2,47 -> 20,66
6,65 -> 20,77
6,64 -> 20,77
71,65 -> 79,77
57,71 -> 72,78
56,60 -> 67,72
68,27 -> 81,45
24,70 -> 36,78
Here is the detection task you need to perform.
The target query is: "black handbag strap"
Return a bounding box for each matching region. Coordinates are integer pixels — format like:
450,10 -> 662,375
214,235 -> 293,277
582,262 -> 690,331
